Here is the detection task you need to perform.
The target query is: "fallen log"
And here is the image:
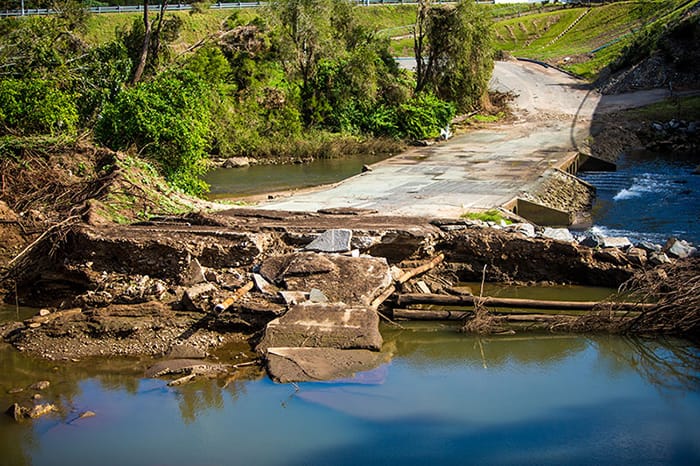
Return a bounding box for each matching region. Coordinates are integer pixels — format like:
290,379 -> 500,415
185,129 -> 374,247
370,285 -> 396,309
393,308 -> 471,320
213,281 -> 255,313
397,253 -> 444,284
392,309 -> 635,323
396,293 -> 654,311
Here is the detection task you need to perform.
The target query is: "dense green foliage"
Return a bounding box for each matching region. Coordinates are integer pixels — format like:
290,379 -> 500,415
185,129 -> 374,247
95,70 -> 213,194
1,0 -> 498,195
414,0 -> 493,112
0,78 -> 79,135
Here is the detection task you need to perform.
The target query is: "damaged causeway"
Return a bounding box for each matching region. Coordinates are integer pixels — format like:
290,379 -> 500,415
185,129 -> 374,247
4,207 -> 644,383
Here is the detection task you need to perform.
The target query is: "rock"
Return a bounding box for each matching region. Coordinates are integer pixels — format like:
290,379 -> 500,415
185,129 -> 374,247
257,303 -> 383,353
278,291 -> 308,305
626,247 -> 647,266
181,257 -> 207,286
261,252 -> 391,306
309,288 -> 329,303
637,241 -> 662,253
5,403 -> 25,422
265,347 -> 389,383
222,157 -> 250,168
304,229 -> 352,253
166,343 -> 207,359
181,283 -> 218,312
601,237 -> 633,250
649,251 -> 672,265
7,388 -> 24,395
541,227 -> 574,242
510,223 -> 536,238
39,309 -> 51,317
593,248 -> 629,266
29,381 -> 50,391
260,253 -> 337,283
253,273 -> 277,296
579,233 -> 603,248
76,410 -> 96,421
366,231 -> 428,262
665,238 -> 697,259
27,403 -> 56,419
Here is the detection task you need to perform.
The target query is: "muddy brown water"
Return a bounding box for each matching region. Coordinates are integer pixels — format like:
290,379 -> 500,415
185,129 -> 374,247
2,289 -> 700,465
203,154 -> 391,200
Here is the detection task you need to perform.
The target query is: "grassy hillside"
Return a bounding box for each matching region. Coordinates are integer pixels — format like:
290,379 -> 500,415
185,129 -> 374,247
492,0 -> 698,79
82,1 -> 699,81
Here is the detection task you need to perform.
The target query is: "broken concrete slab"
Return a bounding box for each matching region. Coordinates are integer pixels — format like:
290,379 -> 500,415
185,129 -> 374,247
601,237 -> 633,250
181,283 -> 218,312
265,347 -> 389,383
309,288 -> 329,303
181,257 -> 207,286
260,253 -> 338,283
257,303 -> 382,353
541,227 -> 574,242
260,252 -> 391,306
304,229 -> 352,253
279,291 -> 308,305
253,273 -> 277,295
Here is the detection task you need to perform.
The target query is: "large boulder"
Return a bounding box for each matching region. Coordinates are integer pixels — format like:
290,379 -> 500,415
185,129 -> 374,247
256,303 -> 382,353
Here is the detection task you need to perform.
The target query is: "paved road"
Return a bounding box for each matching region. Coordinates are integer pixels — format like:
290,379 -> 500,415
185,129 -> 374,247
256,60 -> 672,218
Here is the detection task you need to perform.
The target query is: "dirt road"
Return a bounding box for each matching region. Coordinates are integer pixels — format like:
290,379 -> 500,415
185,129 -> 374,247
255,60 -> 675,218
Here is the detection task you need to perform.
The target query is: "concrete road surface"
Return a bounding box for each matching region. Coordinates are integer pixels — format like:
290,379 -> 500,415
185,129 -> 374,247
256,60 -> 673,218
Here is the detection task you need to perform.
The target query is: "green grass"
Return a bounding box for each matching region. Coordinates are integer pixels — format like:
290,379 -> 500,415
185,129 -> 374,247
492,0 -> 698,79
622,95 -> 700,121
462,209 -> 512,224
81,2 -> 699,81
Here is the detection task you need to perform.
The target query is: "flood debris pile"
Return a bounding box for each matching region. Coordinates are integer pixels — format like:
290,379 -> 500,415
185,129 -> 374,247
569,257 -> 700,336
1,204 -> 698,385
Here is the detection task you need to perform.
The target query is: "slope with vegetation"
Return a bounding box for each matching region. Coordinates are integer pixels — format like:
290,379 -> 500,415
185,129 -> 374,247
0,0 -> 495,199
491,0 -> 699,80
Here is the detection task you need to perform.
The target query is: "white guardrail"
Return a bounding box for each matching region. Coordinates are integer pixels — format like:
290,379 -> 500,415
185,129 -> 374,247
0,0 -> 466,17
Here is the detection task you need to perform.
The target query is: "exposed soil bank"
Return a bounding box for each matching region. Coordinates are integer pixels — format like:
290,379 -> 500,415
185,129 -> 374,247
0,204 -> 669,361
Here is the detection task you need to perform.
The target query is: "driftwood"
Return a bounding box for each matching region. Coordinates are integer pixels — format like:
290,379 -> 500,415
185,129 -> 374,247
397,293 -> 654,311
213,281 -> 255,312
397,253 -> 444,284
370,285 -> 396,309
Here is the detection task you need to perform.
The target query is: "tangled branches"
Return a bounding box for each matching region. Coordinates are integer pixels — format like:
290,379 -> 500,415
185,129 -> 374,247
618,258 -> 700,336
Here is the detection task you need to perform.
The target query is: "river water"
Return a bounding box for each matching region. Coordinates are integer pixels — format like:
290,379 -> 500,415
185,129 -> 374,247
1,324 -> 699,465
203,154 -> 391,200
579,150 -> 700,245
3,153 -> 698,463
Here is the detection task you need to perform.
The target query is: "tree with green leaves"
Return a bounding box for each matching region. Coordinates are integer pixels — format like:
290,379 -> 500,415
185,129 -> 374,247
414,0 -> 494,112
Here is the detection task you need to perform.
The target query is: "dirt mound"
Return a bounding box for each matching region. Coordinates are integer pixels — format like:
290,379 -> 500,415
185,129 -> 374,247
599,13 -> 700,94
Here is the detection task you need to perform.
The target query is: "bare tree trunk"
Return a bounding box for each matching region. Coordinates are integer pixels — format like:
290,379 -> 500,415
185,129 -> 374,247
131,1 -> 151,85
150,0 -> 170,68
414,0 -> 429,93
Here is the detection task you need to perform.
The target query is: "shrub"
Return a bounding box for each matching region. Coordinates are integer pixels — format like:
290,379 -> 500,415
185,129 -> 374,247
0,78 -> 78,136
398,93 -> 455,140
95,70 -> 212,195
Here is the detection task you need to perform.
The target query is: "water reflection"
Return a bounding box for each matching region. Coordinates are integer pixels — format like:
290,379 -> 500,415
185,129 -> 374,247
1,329 -> 699,465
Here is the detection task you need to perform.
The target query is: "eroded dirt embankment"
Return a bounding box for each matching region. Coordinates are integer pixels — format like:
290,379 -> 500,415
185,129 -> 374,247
0,205 -> 649,361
